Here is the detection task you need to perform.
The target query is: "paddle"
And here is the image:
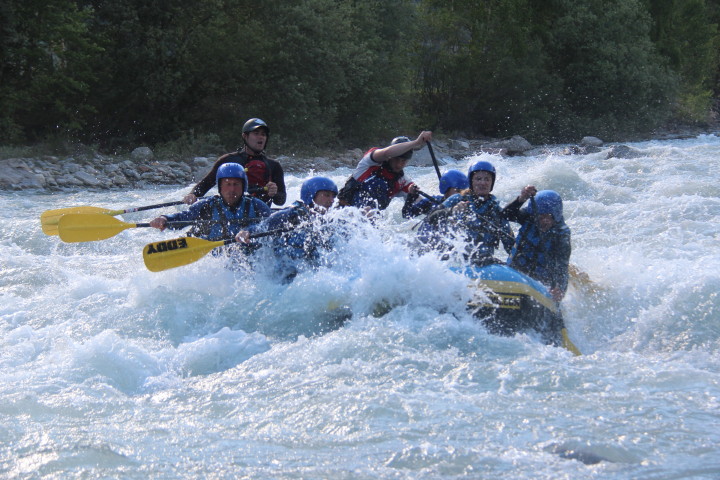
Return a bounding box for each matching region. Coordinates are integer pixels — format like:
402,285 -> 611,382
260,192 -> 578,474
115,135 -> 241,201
561,329 -> 582,356
417,190 -> 441,205
426,141 -> 442,181
41,201 -> 184,236
143,228 -> 291,272
57,213 -> 193,243
568,264 -> 602,294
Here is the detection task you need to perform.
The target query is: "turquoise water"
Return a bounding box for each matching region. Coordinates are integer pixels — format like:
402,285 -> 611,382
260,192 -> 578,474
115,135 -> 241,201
1,136 -> 719,478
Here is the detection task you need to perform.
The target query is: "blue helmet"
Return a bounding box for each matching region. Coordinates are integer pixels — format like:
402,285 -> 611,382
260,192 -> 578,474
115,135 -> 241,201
468,160 -> 496,190
391,136 -> 413,160
300,176 -> 338,205
439,170 -> 469,194
528,190 -> 563,222
216,162 -> 248,192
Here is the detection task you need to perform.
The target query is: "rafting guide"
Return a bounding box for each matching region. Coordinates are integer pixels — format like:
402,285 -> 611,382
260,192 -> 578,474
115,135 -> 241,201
183,118 -> 287,207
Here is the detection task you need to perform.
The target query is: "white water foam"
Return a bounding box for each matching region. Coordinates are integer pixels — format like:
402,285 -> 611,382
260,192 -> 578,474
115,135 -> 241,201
1,136 -> 719,478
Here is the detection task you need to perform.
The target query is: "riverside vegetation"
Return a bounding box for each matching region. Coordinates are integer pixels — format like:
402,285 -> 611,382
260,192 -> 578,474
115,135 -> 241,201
2,0 -> 719,156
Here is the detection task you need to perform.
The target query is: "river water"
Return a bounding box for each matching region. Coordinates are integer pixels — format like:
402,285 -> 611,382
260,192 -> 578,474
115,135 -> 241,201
1,135 -> 719,479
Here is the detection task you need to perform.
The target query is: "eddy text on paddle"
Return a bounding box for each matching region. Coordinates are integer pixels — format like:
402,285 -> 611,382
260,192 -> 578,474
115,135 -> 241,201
145,238 -> 189,255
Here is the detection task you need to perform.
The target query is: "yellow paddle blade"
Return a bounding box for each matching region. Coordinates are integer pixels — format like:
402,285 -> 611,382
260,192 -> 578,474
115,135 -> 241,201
40,206 -> 122,235
57,214 -> 136,243
143,236 -> 225,272
569,264 -> 605,296
561,328 -> 581,356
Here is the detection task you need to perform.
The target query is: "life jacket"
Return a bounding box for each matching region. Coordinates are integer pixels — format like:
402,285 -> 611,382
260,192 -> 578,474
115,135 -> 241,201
189,196 -> 261,241
508,221 -> 571,289
350,164 -> 404,210
245,156 -> 269,191
443,193 -> 513,261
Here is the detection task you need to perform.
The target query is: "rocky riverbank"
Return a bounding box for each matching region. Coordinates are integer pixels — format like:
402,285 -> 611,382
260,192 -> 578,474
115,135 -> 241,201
1,129 -> 715,192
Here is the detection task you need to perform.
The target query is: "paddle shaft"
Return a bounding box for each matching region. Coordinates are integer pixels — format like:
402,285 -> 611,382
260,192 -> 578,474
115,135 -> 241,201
427,141 -> 442,181
118,201 -> 184,214
417,190 -> 441,205
137,221 -> 192,228
40,200 -> 186,236
204,227 -> 293,248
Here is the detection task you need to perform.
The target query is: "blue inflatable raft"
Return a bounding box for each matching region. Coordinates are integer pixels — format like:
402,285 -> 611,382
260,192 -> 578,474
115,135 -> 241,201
452,263 -> 566,347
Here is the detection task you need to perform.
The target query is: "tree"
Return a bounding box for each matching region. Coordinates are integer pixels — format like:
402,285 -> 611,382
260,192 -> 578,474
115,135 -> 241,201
542,0 -> 678,139
0,0 -> 99,143
415,0 -> 563,141
644,0 -> 719,123
199,0 -> 417,149
80,0 -> 227,149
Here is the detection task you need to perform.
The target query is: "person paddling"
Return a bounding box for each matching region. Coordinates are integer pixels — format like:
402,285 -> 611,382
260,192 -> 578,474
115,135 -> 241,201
418,160 -> 514,263
402,169 -> 468,219
183,118 -> 287,207
502,187 -> 571,303
337,131 -> 432,211
236,176 -> 343,282
150,163 -> 271,241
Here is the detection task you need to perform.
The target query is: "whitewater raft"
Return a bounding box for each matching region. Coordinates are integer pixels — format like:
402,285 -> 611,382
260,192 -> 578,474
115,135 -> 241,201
453,263 -> 564,346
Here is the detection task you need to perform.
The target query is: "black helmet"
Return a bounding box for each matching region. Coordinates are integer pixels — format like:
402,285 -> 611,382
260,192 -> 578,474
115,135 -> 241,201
243,118 -> 269,135
390,136 -> 413,160
242,118 -> 269,152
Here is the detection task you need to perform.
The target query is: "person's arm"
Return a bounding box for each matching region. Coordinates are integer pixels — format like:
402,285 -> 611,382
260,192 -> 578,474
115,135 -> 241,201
500,219 -> 515,254
252,198 -> 273,219
502,184 -> 536,222
150,202 -> 204,230
501,197 -> 524,222
404,195 -> 439,218
440,192 -> 471,216
552,230 -> 572,299
269,159 -> 286,206
371,131 -> 432,163
184,154 -> 235,203
401,192 -> 422,218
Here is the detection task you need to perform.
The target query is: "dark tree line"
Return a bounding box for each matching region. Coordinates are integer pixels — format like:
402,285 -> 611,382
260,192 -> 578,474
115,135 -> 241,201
1,0 -> 718,152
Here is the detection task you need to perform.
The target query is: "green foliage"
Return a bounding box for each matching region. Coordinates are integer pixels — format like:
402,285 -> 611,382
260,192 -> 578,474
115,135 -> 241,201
644,0 -> 719,123
545,0 -> 678,139
415,0 -> 553,136
416,0 -> 681,142
201,0 -> 417,149
0,0 -> 100,143
0,0 -> 718,152
80,0 -> 229,147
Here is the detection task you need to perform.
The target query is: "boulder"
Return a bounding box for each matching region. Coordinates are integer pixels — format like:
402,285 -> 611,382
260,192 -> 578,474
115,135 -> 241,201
580,136 -> 603,147
131,146 -> 154,161
606,144 -> 645,159
480,135 -> 533,155
449,139 -> 470,150
75,171 -> 102,187
0,160 -> 46,189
